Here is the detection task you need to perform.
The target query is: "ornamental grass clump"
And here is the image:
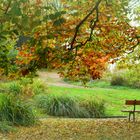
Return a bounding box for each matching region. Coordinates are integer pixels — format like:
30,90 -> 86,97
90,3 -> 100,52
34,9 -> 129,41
0,94 -> 36,126
32,79 -> 47,95
8,82 -> 22,95
80,98 -> 106,118
35,94 -> 106,118
35,95 -> 81,117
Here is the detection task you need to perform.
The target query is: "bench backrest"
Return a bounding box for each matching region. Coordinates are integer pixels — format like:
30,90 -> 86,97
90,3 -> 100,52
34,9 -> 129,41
125,100 -> 140,105
125,100 -> 140,111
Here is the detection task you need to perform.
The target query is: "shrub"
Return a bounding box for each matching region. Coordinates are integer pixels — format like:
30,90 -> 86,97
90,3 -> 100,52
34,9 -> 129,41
124,68 -> 140,88
132,81 -> 140,88
110,67 -> 140,88
110,75 -> 126,86
0,95 -> 36,126
35,94 -> 106,118
7,80 -> 34,99
19,78 -> 47,95
0,78 -> 47,99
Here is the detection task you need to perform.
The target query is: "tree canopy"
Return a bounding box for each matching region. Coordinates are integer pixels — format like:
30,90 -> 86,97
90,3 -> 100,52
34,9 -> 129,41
0,0 -> 140,81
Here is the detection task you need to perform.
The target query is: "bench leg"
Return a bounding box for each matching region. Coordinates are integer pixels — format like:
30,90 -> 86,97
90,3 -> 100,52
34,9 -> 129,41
128,112 -> 136,122
129,112 -> 131,121
133,113 -> 135,122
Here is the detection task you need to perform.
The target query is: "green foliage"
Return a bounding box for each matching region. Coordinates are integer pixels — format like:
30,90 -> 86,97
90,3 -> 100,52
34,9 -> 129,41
35,95 -> 80,117
0,121 -> 16,133
80,98 -> 106,118
35,94 -> 106,118
31,79 -> 47,95
0,78 -> 47,127
0,78 -> 47,97
60,62 -> 91,87
124,67 -> 140,88
110,66 -> 140,88
0,77 -> 48,129
0,0 -> 138,81
8,82 -> 22,95
19,77 -> 33,86
111,75 -> 126,86
0,94 -> 36,126
0,38 -> 18,76
48,85 -> 140,116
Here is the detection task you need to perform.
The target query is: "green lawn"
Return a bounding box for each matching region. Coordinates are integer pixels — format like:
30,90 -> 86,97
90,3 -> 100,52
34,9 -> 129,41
0,79 -> 140,117
48,85 -> 140,116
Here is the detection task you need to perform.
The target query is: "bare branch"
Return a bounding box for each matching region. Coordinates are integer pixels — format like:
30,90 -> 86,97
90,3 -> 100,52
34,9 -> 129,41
5,0 -> 12,14
70,0 -> 102,50
0,7 -> 5,12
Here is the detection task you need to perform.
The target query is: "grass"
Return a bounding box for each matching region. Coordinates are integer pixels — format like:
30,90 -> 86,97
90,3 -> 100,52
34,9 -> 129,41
0,77 -> 140,139
0,78 -> 140,117
0,94 -> 36,126
35,94 -> 106,118
47,85 -> 140,116
66,79 -> 134,89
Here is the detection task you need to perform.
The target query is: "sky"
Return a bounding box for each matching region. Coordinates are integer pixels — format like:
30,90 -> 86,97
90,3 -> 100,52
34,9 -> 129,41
129,0 -> 140,27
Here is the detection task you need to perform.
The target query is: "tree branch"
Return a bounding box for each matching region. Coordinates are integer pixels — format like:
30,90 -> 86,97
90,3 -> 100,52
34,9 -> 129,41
70,0 -> 102,50
0,7 -> 5,12
4,0 -> 12,14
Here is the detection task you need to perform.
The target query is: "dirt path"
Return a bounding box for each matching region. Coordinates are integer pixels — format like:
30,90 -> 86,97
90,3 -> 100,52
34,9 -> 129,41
38,71 -> 82,88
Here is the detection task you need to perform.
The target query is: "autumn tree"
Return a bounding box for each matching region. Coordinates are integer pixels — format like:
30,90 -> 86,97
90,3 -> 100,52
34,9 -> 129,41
0,0 -> 139,81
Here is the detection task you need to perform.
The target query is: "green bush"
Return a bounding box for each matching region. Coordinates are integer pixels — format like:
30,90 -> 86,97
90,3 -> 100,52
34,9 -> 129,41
111,75 -> 126,86
35,94 -> 106,118
0,78 -> 47,98
132,81 -> 140,88
124,68 -> 140,88
110,67 -> 140,88
0,95 -> 36,126
19,78 -> 47,95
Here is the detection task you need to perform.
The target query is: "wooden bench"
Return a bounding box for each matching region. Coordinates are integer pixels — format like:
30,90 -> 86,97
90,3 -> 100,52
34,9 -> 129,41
121,100 -> 140,122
